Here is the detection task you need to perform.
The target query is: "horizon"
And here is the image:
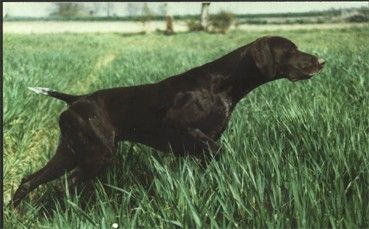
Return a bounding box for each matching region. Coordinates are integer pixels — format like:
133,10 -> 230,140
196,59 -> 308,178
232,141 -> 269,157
4,2 -> 369,18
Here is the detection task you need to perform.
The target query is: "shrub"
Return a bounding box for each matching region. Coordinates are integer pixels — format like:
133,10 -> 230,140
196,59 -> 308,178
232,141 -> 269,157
245,19 -> 267,25
316,18 -> 325,24
209,11 -> 235,33
345,14 -> 368,23
295,19 -> 306,24
187,20 -> 204,32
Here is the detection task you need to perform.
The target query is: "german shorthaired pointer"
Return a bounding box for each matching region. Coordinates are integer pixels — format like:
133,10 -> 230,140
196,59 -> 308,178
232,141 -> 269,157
11,36 -> 325,207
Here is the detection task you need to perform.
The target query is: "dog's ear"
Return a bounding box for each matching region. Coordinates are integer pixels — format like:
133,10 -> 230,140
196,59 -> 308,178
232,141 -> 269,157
250,37 -> 276,79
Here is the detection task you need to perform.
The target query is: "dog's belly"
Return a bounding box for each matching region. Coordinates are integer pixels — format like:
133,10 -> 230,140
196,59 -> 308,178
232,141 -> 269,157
125,125 -> 215,155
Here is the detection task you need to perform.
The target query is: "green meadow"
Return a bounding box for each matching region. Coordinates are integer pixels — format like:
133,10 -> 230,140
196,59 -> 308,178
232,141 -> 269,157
3,25 -> 369,228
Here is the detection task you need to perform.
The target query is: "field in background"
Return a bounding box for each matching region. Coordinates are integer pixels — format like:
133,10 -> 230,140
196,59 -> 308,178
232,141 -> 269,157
4,6 -> 368,23
4,7 -> 369,34
3,21 -> 368,34
3,26 -> 369,228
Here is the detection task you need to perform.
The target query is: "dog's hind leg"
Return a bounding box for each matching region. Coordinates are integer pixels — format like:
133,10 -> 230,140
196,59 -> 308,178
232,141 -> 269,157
10,109 -> 86,208
62,109 -> 117,197
68,130 -> 117,196
67,146 -> 114,200
11,136 -> 76,208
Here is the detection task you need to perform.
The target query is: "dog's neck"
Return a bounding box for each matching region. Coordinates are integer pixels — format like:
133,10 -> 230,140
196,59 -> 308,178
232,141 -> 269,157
207,46 -> 275,107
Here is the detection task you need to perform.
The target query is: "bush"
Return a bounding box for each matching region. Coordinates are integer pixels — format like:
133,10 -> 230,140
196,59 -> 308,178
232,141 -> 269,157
186,20 -> 204,32
316,18 -> 325,24
209,11 -> 235,33
245,19 -> 267,25
295,19 -> 303,24
345,14 -> 368,23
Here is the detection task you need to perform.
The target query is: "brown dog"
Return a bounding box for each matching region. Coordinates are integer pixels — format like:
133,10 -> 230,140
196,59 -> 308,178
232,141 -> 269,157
11,36 -> 325,207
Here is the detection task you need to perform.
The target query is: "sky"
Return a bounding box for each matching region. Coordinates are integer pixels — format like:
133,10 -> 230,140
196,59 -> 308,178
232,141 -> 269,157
3,2 -> 369,17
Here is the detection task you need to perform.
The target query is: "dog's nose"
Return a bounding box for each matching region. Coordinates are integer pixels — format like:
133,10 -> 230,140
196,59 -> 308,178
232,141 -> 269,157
318,58 -> 326,66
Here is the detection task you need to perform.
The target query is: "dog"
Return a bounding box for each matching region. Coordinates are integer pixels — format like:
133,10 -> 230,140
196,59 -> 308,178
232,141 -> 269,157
11,36 -> 325,207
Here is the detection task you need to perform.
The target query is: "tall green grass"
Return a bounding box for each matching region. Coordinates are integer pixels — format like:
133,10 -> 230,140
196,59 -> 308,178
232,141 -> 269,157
3,26 -> 369,228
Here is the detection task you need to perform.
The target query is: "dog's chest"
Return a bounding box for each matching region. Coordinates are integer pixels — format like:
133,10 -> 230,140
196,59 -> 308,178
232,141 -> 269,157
165,90 -> 232,139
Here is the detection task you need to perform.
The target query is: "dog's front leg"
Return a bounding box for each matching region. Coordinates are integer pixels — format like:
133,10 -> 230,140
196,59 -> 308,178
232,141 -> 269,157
185,128 -> 221,165
163,125 -> 221,166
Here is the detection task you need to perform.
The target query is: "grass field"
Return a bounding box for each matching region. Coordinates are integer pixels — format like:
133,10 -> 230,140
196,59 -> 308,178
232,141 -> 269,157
3,26 -> 369,228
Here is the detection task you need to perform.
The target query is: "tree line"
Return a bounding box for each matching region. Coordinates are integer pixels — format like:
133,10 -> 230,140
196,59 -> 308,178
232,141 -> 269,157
50,2 -> 234,34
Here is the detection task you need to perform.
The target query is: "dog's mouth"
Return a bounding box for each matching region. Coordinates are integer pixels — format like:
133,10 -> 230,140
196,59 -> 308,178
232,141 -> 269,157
287,58 -> 325,82
288,67 -> 324,82
288,72 -> 313,82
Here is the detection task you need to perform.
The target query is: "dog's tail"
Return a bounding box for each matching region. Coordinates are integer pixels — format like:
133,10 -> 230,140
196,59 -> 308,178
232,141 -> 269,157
28,87 -> 80,105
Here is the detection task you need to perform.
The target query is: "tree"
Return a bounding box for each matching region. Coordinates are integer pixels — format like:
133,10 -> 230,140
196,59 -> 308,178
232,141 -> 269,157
105,2 -> 113,17
50,3 -> 84,17
139,3 -> 154,33
200,2 -> 211,30
164,3 -> 174,34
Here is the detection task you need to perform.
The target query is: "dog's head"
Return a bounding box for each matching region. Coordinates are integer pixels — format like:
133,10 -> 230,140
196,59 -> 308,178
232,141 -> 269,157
250,36 -> 325,81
